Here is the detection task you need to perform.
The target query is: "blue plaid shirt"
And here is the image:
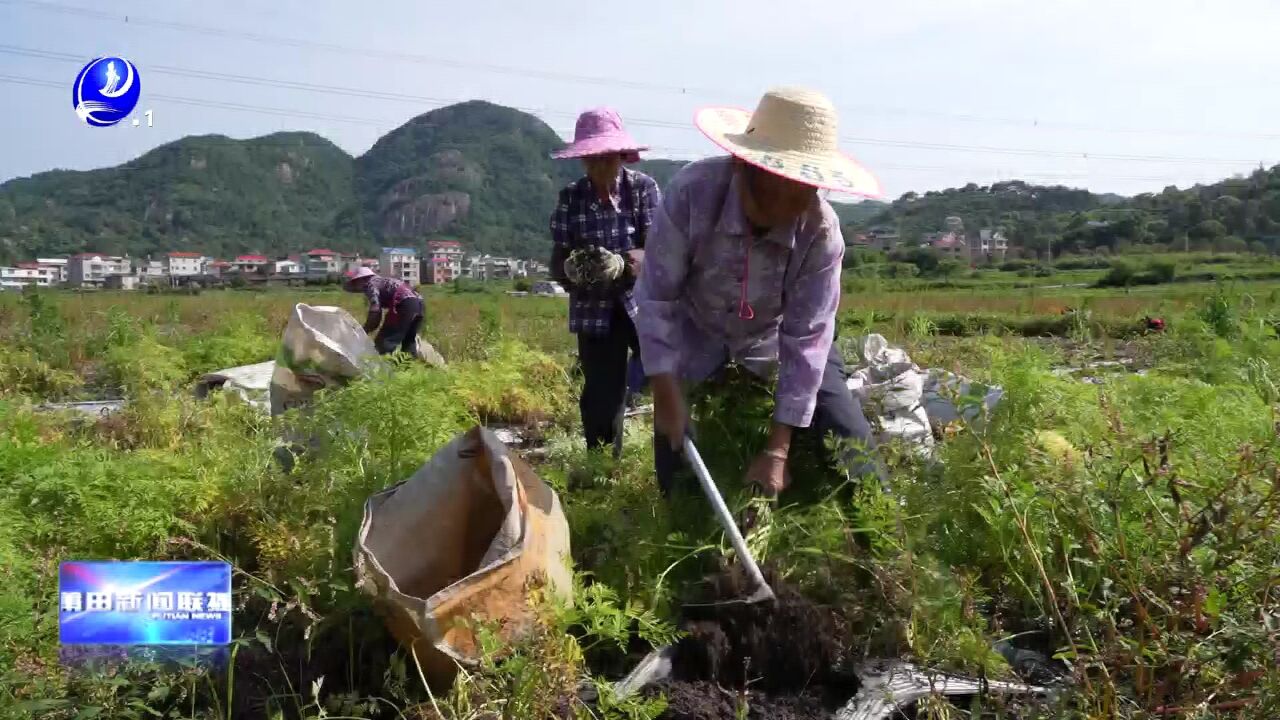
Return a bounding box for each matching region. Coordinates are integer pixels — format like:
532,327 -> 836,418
550,167 -> 660,335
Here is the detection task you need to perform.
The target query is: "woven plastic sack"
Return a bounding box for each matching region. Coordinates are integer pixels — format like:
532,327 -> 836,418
353,426 -> 573,691
269,304 -> 379,417
847,334 -> 934,455
412,336 -> 447,368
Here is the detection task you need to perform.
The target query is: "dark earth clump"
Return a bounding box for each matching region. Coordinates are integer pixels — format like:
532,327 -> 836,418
653,566 -> 859,720
657,680 -> 833,720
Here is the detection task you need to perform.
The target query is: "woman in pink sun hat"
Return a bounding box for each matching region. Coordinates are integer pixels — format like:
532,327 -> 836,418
343,266 -> 424,356
549,107 -> 660,454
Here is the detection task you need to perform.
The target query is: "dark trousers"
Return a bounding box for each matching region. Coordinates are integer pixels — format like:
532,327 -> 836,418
654,342 -> 883,495
374,297 -> 424,355
577,304 -> 641,450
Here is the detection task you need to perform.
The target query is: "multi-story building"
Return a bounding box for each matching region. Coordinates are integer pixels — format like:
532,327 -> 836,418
379,247 -> 419,285
135,259 -> 167,282
16,262 -> 56,286
467,255 -> 528,281
68,253 -> 132,287
166,252 -> 204,276
305,249 -> 343,277
975,228 -> 1010,263
36,258 -> 67,284
866,229 -> 902,252
422,240 -> 464,285
274,258 -> 305,275
0,265 -> 45,290
232,255 -> 269,274
928,232 -> 968,260
105,274 -> 139,290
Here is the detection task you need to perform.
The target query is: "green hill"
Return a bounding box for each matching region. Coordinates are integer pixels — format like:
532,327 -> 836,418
0,102 -> 694,263
6,98 -> 1279,263
843,170 -> 1280,256
0,132 -> 356,262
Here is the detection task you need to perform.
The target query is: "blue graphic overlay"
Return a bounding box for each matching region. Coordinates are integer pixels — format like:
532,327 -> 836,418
59,561 -> 231,645
72,57 -> 142,127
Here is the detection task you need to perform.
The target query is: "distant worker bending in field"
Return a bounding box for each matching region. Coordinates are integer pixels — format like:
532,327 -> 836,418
342,267 -> 425,355
635,87 -> 885,497
549,107 -> 660,452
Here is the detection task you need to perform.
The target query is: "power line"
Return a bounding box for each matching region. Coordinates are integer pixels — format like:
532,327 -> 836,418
0,74 -> 391,126
0,0 -> 718,96
7,0 -> 1280,143
0,75 -> 1234,187
3,47 -> 1273,170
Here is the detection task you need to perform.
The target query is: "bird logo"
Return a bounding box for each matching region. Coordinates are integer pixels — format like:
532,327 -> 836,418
72,57 -> 142,127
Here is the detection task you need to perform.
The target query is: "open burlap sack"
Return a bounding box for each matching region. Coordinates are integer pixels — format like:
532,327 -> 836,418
353,426 -> 572,691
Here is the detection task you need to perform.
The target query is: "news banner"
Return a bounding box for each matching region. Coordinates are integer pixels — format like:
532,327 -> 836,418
59,561 -> 232,664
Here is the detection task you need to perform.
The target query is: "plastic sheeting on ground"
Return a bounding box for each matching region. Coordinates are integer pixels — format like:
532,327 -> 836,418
193,360 -> 275,411
834,661 -> 1053,720
353,426 -> 572,692
36,400 -> 126,418
612,651 -> 1053,719
846,334 -> 1004,456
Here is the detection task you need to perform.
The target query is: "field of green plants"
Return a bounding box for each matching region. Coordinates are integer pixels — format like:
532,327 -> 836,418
2,275 -> 1279,719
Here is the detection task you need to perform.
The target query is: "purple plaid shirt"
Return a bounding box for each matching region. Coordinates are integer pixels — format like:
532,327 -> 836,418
363,275 -> 419,313
550,167 -> 660,335
634,157 -> 845,428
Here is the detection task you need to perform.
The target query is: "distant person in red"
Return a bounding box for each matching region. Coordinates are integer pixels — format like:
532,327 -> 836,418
342,267 -> 425,355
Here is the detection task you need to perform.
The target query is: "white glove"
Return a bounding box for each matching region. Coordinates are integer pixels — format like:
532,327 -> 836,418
564,246 -> 624,290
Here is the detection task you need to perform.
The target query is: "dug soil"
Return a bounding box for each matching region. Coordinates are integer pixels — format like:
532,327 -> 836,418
653,566 -> 859,720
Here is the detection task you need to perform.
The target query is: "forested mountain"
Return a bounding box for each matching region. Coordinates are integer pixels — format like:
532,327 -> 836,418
0,102 -> 691,263
0,132 -> 357,262
352,100 -> 685,257
845,170 -> 1280,256
3,98 -> 1279,263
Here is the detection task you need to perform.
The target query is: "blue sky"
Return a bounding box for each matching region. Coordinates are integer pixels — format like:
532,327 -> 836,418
3,0 -> 1279,199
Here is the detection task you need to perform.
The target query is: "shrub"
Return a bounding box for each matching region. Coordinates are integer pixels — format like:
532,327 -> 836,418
882,262 -> 920,279
999,259 -> 1036,272
0,347 -> 81,398
1052,255 -> 1110,270
1097,259 -> 1138,287
1147,258 -> 1177,284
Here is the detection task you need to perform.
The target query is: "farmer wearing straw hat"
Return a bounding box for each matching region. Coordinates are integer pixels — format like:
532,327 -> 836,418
550,108 -> 660,452
342,267 -> 425,356
635,87 -> 884,497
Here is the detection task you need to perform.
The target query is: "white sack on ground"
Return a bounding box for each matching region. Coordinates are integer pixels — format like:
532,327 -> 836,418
193,360 -> 275,411
847,335 -> 934,454
353,426 -> 573,692
846,334 -> 1003,454
412,336 -> 447,368
269,304 -> 380,417
922,368 -> 1004,427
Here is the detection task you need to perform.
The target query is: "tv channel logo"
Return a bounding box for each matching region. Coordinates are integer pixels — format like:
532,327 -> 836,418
72,56 -> 142,127
59,561 -> 232,646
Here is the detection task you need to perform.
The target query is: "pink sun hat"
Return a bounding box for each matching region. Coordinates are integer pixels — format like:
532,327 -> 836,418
343,266 -> 375,289
551,107 -> 648,163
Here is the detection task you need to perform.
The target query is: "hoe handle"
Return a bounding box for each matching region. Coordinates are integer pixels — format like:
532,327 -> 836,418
683,439 -> 776,603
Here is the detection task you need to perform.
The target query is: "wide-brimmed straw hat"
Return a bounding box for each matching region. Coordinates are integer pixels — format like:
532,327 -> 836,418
552,107 -> 647,163
343,266 -> 375,289
694,87 -> 882,197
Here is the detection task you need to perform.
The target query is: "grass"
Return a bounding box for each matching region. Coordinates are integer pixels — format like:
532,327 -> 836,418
1,277 -> 1279,718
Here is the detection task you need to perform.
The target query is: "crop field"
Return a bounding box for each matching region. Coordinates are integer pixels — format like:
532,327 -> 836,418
2,275 -> 1280,719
